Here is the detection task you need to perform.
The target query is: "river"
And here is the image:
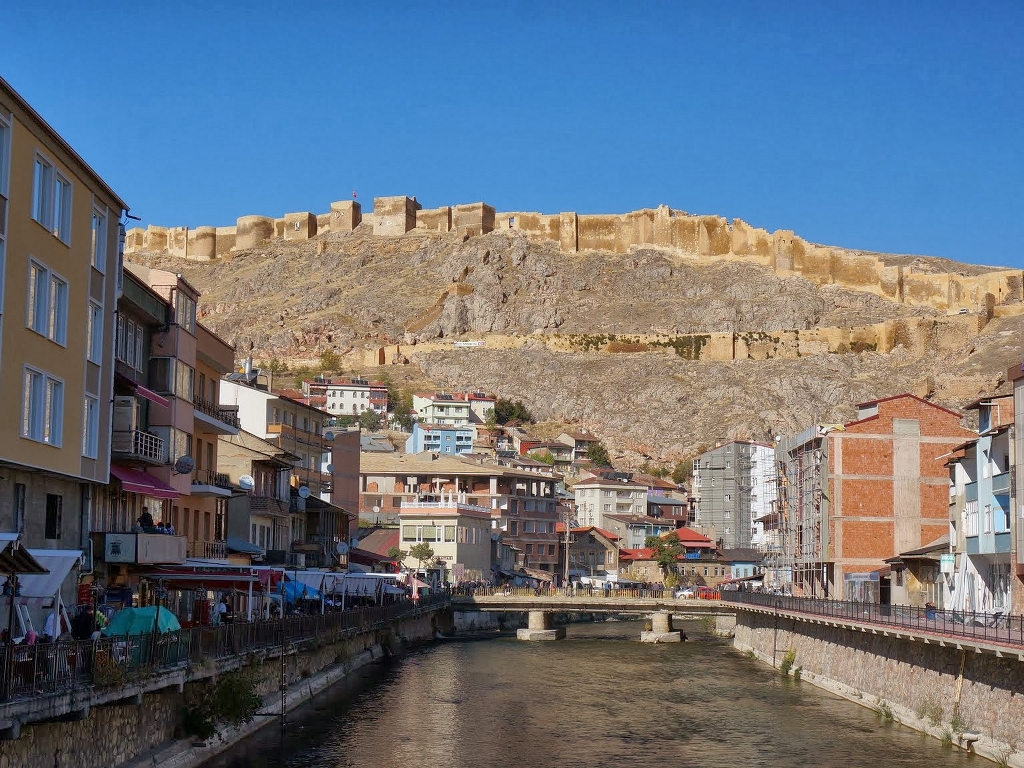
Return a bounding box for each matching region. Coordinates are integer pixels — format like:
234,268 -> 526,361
205,620 -> 975,768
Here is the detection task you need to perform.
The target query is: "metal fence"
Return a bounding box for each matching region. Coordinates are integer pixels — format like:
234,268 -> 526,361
0,594 -> 448,703
720,591 -> 1024,648
451,586 -> 720,600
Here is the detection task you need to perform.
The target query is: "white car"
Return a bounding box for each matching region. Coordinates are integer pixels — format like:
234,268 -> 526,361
674,587 -> 696,599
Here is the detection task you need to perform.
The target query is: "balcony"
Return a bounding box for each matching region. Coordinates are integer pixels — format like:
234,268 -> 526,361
249,496 -> 290,518
112,429 -> 166,465
193,397 -> 240,435
187,539 -> 227,560
102,532 -> 186,565
191,468 -> 233,497
965,481 -> 978,503
992,472 -> 1010,495
267,422 -> 326,449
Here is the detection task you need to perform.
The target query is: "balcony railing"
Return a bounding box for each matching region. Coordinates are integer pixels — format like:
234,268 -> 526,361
250,497 -> 290,517
992,471 -> 1011,495
187,539 -> 227,559
192,468 -> 232,489
111,429 -> 165,463
193,397 -> 240,429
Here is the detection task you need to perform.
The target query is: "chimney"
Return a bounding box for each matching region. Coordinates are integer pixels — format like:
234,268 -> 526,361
244,356 -> 253,377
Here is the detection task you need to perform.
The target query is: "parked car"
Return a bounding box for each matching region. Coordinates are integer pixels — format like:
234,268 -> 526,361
674,587 -> 696,599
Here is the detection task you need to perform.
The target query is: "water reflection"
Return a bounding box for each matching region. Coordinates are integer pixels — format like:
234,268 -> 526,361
206,621 -> 974,768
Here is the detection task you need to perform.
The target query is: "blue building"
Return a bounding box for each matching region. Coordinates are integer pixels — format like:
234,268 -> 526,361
405,423 -> 475,455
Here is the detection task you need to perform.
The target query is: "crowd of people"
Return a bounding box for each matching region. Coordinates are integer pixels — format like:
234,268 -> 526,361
131,510 -> 176,535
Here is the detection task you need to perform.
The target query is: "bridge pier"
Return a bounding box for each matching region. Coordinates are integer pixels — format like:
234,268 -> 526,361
641,611 -> 682,643
516,610 -> 566,641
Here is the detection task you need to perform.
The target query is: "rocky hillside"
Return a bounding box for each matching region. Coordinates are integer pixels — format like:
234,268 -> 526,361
131,224 -> 1023,465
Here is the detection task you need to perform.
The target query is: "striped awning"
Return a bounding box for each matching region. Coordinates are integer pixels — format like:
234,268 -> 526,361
0,533 -> 48,576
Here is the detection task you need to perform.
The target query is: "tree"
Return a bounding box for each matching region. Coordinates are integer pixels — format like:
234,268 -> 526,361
386,546 -> 408,562
359,409 -> 383,431
258,358 -> 289,374
493,398 -> 534,424
318,349 -> 340,373
291,365 -> 314,385
647,531 -> 686,577
586,441 -> 611,467
671,459 -> 693,486
408,542 -> 435,575
390,389 -> 414,431
484,407 -> 497,428
531,450 -> 555,465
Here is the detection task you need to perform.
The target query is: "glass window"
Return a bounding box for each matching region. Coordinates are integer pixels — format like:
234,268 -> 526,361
27,261 -> 48,335
45,494 -> 62,540
83,396 -> 99,457
87,301 -> 103,363
402,525 -> 417,542
33,157 -> 54,227
175,292 -> 196,334
444,525 -> 456,542
54,175 -> 72,244
22,368 -> 62,445
91,206 -> 107,270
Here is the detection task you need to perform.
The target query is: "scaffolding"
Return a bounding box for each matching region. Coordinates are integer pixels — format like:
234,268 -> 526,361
769,426 -> 835,596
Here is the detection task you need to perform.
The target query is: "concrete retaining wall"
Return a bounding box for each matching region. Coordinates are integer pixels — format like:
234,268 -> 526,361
734,610 -> 1024,766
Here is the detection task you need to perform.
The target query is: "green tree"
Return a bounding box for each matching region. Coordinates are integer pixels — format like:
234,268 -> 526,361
408,542 -> 435,574
291,365 -> 314,385
531,450 -> 555,465
318,349 -> 340,373
646,531 -> 686,577
258,358 -> 289,374
586,441 -> 611,467
359,409 -> 383,431
386,545 -> 408,562
671,459 -> 693,485
390,389 -> 414,431
493,398 -> 534,424
484,407 -> 497,428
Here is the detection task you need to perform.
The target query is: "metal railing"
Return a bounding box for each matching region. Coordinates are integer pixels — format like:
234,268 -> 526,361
187,539 -> 227,559
193,397 -> 240,428
112,429 -> 165,462
0,595 -> 448,703
721,592 -> 1024,648
192,468 -> 232,489
451,585 -> 722,600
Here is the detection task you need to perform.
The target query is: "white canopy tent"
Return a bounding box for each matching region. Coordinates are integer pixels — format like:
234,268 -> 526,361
0,549 -> 81,639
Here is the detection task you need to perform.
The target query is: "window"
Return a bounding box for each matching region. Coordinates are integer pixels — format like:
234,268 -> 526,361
26,261 -> 67,344
87,302 -> 103,363
444,525 -> 456,542
175,291 -> 196,334
22,367 -> 63,445
150,357 -> 194,400
33,155 -> 72,244
82,395 -> 99,458
13,484 -> 25,533
91,206 -> 107,270
525,544 -> 533,555
402,526 -> 417,542
523,521 -> 535,533
965,500 -> 979,537
983,504 -> 992,534
45,494 -> 62,540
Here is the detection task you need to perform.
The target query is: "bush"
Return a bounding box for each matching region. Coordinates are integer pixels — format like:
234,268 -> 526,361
183,669 -> 262,739
780,649 -> 796,675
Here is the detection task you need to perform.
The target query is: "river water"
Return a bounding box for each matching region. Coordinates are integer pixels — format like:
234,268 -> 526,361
205,620 -> 974,768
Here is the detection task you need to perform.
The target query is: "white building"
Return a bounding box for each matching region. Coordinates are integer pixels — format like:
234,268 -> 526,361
413,393 -> 471,426
398,501 -> 494,583
573,479 -> 648,531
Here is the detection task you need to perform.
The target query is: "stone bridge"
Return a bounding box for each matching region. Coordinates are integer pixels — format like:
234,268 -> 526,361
450,591 -> 735,642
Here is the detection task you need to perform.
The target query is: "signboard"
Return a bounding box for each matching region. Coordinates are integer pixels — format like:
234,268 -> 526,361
452,563 -> 465,581
940,553 -> 955,574
105,533 -> 138,563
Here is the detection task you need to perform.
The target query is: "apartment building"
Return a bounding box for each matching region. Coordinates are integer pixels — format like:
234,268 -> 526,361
412,393 -> 471,426
774,394 -> 973,599
573,478 -> 648,531
0,78 -> 127,610
302,377 -> 388,417
398,501 -> 493,583
946,394 -> 1017,614
360,452 -> 560,571
693,441 -> 776,550
405,422 -> 475,455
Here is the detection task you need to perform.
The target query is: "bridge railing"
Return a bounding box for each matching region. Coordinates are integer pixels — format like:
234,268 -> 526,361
451,586 -> 720,600
721,591 -> 1024,648
0,594 -> 449,704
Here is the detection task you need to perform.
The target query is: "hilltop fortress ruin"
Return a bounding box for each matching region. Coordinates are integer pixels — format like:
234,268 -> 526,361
125,196 -> 1024,316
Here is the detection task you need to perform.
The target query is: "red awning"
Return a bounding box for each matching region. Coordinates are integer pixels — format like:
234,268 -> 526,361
116,372 -> 170,408
110,464 -> 180,499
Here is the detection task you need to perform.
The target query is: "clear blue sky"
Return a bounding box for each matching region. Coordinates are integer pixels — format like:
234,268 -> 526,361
4,2 -> 1022,266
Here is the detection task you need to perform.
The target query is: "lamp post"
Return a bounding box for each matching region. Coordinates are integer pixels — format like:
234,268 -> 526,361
563,511 -> 578,588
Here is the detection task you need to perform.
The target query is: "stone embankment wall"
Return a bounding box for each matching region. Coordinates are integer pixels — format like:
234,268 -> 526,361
124,197 -> 1024,315
3,609 -> 447,768
735,610 -> 1024,767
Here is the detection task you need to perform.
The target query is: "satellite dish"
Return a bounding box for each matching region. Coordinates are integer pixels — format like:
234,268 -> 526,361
372,505 -> 380,514
326,464 -> 335,474
336,541 -> 350,555
239,475 -> 255,491
324,431 -> 336,441
173,455 -> 195,475
298,485 -> 311,499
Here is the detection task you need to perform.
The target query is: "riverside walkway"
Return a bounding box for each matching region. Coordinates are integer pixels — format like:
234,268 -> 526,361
0,595 -> 449,737
722,592 -> 1024,658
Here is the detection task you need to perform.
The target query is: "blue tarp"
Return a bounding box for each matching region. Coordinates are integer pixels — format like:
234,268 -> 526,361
278,580 -> 321,603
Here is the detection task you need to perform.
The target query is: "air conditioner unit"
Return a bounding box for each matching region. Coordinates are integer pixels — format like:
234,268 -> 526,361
287,553 -> 306,568
113,395 -> 140,432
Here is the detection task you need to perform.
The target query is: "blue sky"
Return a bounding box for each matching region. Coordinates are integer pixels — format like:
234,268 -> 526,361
4,2 -> 1022,266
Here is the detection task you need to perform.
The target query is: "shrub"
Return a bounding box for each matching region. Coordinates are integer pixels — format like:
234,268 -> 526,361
780,649 -> 796,675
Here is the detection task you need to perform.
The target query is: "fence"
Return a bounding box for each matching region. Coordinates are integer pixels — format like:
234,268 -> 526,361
452,585 -> 721,600
721,591 -> 1024,648
0,594 -> 448,703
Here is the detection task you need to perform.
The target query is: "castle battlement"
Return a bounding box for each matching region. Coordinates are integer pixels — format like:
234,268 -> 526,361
124,196 -> 1024,314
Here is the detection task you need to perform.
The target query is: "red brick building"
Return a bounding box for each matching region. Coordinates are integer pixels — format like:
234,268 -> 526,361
774,394 -> 973,599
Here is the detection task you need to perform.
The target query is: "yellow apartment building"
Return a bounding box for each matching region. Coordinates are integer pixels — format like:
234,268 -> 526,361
0,77 -> 127,609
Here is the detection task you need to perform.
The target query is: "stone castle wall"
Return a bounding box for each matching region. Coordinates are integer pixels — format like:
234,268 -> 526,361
124,196 -> 1024,314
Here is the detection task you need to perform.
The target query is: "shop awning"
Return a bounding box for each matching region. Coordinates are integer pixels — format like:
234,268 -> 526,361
140,563 -> 260,590
226,537 -> 263,555
0,533 -> 48,576
110,464 -> 180,499
0,549 -> 80,601
116,372 -> 170,408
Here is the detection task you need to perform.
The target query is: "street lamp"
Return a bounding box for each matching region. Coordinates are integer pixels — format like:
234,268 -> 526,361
563,511 -> 578,587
